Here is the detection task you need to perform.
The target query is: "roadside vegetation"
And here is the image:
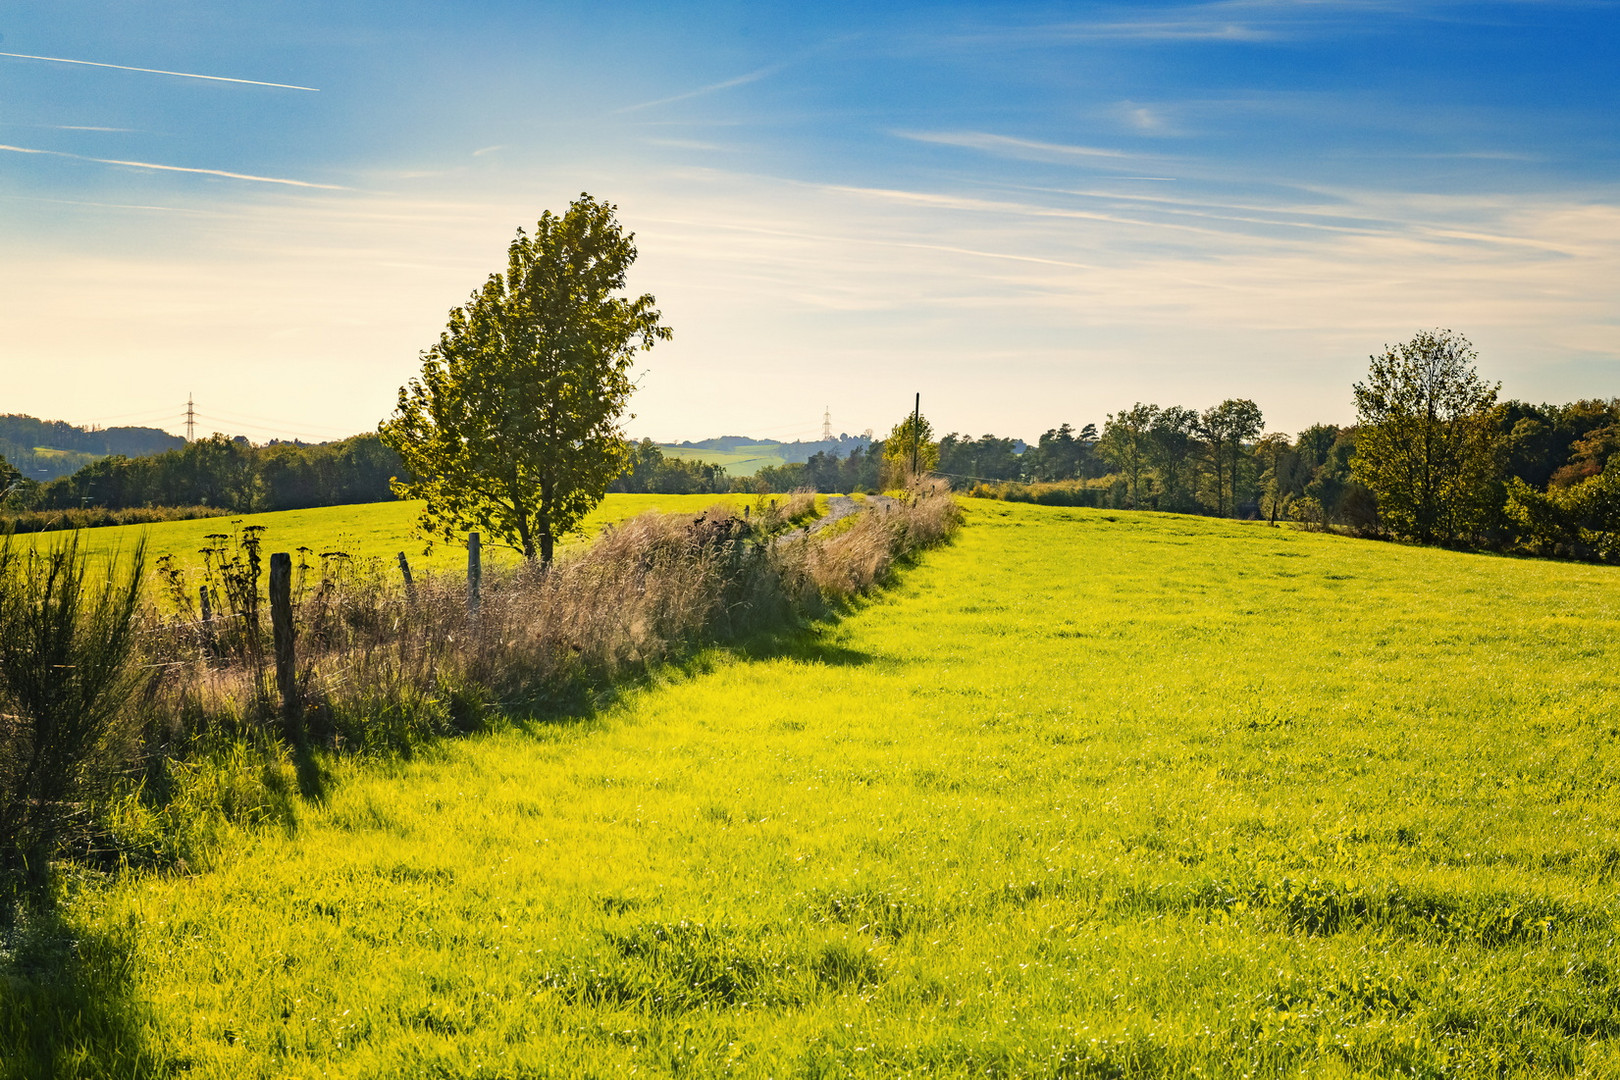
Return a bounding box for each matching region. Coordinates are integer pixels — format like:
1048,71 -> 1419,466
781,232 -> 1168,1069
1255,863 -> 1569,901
5,499 -> 1617,1077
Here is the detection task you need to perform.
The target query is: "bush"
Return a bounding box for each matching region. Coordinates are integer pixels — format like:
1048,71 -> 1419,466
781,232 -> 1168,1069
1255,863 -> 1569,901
967,478 -> 1123,508
0,535 -> 146,905
0,505 -> 230,535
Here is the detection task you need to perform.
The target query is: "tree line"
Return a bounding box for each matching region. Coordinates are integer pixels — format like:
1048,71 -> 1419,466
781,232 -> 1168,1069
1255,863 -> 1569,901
0,414 -> 183,483
1,433 -> 404,515
957,331 -> 1620,560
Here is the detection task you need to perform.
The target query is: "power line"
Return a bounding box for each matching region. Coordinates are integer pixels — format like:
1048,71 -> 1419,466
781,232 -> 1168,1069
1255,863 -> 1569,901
195,403 -> 361,435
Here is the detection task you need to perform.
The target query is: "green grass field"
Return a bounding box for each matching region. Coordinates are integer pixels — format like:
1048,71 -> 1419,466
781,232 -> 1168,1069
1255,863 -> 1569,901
659,444 -> 789,477
23,494 -> 767,578
11,500 -> 1620,1077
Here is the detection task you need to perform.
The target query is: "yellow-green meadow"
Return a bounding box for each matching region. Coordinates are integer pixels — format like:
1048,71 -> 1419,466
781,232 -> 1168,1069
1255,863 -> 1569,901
21,493 -> 784,578
7,500 -> 1620,1077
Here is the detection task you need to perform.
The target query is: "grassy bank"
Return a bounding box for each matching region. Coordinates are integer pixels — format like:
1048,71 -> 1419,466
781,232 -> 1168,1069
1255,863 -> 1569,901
7,500 -> 1620,1077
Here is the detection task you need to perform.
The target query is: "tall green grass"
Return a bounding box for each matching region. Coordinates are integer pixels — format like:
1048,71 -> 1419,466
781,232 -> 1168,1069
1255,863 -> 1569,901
6,501 -> 1620,1077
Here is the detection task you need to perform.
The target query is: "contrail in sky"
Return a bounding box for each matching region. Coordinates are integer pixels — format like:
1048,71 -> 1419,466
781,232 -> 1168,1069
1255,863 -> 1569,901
0,51 -> 318,91
0,144 -> 347,189
615,65 -> 779,113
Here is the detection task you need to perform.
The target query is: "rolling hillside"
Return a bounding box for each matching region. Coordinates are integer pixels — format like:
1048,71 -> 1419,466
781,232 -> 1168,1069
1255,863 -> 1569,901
11,501 -> 1620,1076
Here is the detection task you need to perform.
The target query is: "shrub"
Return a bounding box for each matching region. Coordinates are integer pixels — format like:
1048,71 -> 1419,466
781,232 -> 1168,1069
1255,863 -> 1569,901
0,535 -> 147,905
0,505 -> 230,535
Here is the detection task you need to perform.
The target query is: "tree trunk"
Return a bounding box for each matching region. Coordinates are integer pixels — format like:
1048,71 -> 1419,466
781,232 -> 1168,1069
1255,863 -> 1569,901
540,531 -> 554,565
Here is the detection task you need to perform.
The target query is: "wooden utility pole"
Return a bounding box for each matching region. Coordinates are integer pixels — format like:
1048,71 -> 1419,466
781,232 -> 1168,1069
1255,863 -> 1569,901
268,552 -> 302,743
911,392 -> 921,477
467,531 -> 482,616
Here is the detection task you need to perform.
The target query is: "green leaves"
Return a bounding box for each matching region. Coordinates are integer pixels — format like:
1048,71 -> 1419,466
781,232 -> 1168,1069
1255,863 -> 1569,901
382,194 -> 672,561
1352,329 -> 1501,543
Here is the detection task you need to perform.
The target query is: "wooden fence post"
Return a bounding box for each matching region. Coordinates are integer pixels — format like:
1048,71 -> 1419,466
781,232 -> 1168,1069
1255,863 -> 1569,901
467,531 -> 481,616
397,551 -> 415,595
268,552 -> 302,743
198,585 -> 214,649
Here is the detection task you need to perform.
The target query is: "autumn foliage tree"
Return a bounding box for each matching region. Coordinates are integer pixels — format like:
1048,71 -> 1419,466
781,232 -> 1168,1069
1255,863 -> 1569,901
382,195 -> 671,563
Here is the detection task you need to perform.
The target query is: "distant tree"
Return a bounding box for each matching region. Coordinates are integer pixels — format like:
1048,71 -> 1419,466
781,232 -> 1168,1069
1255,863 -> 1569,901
0,455 -> 21,504
1506,455 -> 1620,560
1025,423 -> 1096,481
1100,404 -> 1157,509
611,439 -> 728,494
382,194 -> 671,562
1351,329 -> 1500,542
1199,399 -> 1264,517
1295,424 -> 1339,473
1147,406 -> 1200,512
938,433 -> 1019,488
1254,432 -> 1305,524
883,411 -> 939,485
1550,418 -> 1620,489
750,461 -> 813,492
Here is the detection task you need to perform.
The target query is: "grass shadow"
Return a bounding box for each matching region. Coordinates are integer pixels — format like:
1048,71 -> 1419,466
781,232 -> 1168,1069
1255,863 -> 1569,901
292,741 -> 329,805
0,890 -> 163,1080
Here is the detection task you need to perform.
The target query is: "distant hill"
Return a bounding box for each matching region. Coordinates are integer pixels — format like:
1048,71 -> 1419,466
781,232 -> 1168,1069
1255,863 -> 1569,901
0,414 -> 184,481
662,433 -> 872,477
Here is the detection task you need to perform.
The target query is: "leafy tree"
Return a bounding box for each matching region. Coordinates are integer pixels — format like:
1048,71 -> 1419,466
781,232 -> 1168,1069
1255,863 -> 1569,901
938,433 -> 1019,487
1550,417 -> 1620,488
0,455 -> 22,506
382,194 -> 671,562
612,439 -> 728,494
1295,424 -> 1340,473
1506,455 -> 1620,560
1146,406 -> 1200,512
1351,329 -> 1500,542
1255,432 -> 1307,524
1198,399 -> 1264,517
1100,404 -> 1157,509
883,411 -> 938,485
1024,423 -> 1097,481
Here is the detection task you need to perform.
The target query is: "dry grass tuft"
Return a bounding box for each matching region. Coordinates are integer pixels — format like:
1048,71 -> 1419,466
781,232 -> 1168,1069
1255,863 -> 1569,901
136,487 -> 959,755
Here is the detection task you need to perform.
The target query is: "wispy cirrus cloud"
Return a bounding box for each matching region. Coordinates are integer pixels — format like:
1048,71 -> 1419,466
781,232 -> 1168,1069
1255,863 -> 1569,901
0,50 -> 318,90
0,144 -> 348,189
896,130 -> 1131,161
4,165 -> 1616,440
614,65 -> 781,114
927,0 -> 1509,51
645,137 -> 730,152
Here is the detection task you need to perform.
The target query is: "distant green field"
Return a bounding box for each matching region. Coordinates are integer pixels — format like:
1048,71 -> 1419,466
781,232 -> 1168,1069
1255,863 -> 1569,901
659,443 -> 788,477
14,502 -> 1620,1076
25,494 -> 762,579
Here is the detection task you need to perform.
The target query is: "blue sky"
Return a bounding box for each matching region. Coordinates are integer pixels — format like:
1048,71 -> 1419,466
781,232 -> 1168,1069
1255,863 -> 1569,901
3,1 -> 1617,444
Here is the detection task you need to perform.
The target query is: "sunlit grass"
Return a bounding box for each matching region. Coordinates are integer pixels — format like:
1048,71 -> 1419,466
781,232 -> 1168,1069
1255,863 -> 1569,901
9,500 -> 1620,1077
28,493 -> 797,578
